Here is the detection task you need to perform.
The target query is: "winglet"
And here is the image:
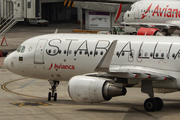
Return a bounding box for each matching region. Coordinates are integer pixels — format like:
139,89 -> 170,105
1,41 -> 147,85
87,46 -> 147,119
95,40 -> 118,72
54,29 -> 58,34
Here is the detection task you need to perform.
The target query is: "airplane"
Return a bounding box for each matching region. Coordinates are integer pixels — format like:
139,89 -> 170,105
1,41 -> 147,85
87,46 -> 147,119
3,33 -> 180,112
122,0 -> 180,35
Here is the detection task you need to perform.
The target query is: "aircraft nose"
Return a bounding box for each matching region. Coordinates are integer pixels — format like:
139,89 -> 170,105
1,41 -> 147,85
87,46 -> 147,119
123,12 -> 127,21
4,56 -> 9,69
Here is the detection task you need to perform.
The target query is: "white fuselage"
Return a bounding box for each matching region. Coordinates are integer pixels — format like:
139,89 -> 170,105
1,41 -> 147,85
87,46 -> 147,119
124,1 -> 180,23
4,34 -> 180,89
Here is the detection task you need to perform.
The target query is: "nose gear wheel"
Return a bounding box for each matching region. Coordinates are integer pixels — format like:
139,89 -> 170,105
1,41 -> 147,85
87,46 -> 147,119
48,80 -> 60,101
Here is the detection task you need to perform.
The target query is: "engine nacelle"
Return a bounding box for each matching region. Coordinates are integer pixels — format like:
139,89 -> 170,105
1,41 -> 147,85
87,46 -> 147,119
68,75 -> 126,103
137,27 -> 163,36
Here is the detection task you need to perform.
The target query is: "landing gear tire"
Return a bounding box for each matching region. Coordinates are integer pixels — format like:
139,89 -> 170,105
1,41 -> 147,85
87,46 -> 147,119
54,93 -> 57,101
48,92 -> 51,101
154,97 -> 163,111
48,80 -> 60,101
144,98 -> 157,112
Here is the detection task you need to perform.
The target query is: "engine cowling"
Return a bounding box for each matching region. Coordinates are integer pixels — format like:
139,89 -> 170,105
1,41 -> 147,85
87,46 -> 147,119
68,75 -> 126,103
137,27 -> 163,36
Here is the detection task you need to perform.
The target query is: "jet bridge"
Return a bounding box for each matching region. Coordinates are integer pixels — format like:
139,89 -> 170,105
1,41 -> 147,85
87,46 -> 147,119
0,0 -> 37,36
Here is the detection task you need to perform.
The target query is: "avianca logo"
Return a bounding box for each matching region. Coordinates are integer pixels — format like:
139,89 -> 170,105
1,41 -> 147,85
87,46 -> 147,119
141,4 -> 152,19
48,63 -> 75,70
141,4 -> 180,19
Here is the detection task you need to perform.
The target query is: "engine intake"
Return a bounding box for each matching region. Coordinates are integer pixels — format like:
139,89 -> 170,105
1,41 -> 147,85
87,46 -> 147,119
68,75 -> 126,103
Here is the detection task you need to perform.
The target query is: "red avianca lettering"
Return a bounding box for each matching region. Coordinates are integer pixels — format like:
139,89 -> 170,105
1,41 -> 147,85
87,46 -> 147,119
48,63 -> 75,70
141,4 -> 180,19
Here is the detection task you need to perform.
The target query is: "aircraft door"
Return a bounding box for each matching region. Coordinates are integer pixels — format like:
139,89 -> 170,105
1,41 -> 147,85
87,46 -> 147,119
14,0 -> 23,18
34,39 -> 47,64
134,2 -> 143,21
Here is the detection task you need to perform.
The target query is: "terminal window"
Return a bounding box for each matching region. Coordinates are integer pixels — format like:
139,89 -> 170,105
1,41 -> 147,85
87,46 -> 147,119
28,2 -> 31,8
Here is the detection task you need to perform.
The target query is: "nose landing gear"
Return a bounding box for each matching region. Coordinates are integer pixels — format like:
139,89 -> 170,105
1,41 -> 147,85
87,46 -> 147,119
48,80 -> 60,101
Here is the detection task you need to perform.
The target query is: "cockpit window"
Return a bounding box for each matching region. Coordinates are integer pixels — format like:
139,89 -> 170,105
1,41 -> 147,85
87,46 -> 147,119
17,46 -> 22,52
21,46 -> 25,53
129,7 -> 132,11
17,46 -> 26,53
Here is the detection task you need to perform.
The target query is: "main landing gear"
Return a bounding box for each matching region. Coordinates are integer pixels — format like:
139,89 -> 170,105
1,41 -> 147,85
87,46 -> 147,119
141,80 -> 164,112
48,80 -> 60,101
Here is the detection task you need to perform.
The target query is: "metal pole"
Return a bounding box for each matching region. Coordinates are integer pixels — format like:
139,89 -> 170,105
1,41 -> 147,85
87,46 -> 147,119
79,7 -> 82,30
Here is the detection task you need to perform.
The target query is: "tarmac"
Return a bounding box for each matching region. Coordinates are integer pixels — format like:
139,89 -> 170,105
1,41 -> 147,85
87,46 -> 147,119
1,23 -> 180,120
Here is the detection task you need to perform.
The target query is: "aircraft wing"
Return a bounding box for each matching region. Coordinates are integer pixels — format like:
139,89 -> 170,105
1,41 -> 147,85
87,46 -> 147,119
121,21 -> 180,30
85,66 -> 175,87
89,39 -> 175,87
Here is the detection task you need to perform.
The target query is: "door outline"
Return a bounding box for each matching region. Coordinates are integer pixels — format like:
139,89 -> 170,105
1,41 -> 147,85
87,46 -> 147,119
34,39 -> 47,64
134,2 -> 143,21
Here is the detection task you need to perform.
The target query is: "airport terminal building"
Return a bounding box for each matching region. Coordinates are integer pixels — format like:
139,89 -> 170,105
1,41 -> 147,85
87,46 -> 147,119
0,0 -> 134,30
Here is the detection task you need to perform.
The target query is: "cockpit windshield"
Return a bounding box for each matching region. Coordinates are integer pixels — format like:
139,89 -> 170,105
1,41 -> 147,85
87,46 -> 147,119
17,46 -> 22,52
129,7 -> 132,11
16,46 -> 26,53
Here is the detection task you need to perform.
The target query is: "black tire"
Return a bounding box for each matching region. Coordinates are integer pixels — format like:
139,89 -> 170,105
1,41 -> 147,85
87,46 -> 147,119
144,98 -> 158,112
48,92 -> 51,101
54,93 -> 57,101
38,23 -> 41,26
154,97 -> 163,111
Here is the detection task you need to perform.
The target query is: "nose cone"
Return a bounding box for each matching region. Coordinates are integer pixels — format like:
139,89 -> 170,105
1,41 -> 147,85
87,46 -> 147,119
123,12 -> 128,22
4,57 -> 8,68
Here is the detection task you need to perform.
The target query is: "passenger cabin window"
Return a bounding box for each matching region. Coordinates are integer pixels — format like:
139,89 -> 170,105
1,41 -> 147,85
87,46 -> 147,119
53,49 -> 56,54
85,51 -> 88,55
64,50 -> 66,54
122,52 -> 125,56
59,50 -> 61,54
144,52 -> 148,57
90,51 -> 93,55
69,50 -> 72,54
156,53 -> 159,57
178,54 -> 180,58
150,53 -> 153,57
79,50 -> 82,55
74,50 -> 77,55
161,53 -> 164,58
100,51 -> 103,55
116,52 -> 119,56
172,53 -> 175,58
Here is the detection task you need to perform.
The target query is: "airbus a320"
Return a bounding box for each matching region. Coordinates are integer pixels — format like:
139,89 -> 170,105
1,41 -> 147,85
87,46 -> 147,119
4,33 -> 180,112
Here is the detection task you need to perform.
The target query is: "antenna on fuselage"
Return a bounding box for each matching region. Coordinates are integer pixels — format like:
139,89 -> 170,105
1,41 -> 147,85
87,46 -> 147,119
54,29 -> 58,34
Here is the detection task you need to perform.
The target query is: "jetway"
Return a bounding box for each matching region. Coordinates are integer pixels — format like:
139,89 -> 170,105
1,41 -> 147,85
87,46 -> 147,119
0,0 -> 37,36
0,0 -> 36,20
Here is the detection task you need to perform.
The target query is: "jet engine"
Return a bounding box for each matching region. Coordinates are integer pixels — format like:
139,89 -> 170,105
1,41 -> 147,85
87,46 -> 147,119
68,75 -> 126,103
137,27 -> 163,36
